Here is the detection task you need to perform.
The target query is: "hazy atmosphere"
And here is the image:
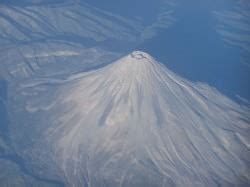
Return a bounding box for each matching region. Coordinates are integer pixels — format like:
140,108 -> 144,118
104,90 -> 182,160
0,0 -> 249,186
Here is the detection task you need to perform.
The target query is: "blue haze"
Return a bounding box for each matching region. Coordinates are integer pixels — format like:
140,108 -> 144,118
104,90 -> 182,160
0,0 -> 249,186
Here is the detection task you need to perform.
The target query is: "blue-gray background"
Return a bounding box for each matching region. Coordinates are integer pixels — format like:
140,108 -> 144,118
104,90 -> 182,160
1,0 -> 249,101
0,0 -> 249,186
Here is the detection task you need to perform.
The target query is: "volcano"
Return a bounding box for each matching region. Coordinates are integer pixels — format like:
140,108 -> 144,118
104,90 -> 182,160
16,51 -> 249,186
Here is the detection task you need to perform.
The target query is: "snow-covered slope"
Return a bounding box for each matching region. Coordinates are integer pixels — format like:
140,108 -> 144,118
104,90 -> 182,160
0,0 -> 177,82
0,1 -> 141,45
0,0 -> 138,81
11,51 -> 249,186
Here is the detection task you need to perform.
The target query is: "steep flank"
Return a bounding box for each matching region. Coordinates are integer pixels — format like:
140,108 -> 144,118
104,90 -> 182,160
13,51 -> 250,187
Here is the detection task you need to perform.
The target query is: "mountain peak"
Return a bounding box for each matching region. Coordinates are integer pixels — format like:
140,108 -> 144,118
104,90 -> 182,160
115,51 -> 156,67
126,51 -> 156,67
109,51 -> 160,84
130,50 -> 154,61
